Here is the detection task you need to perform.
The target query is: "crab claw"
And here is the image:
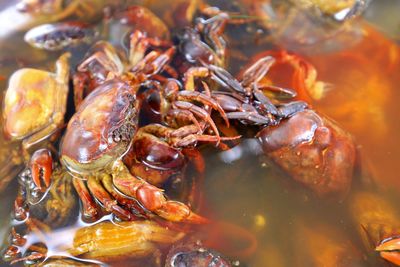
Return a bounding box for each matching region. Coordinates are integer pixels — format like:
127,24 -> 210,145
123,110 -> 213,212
376,238 -> 400,266
112,160 -> 208,224
30,148 -> 53,189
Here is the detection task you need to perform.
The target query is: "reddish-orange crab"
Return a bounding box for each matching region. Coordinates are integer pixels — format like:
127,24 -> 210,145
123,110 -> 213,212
192,53 -> 356,199
60,32 -> 229,223
257,109 -> 356,199
2,53 -> 70,190
61,77 -> 212,223
228,51 -> 357,199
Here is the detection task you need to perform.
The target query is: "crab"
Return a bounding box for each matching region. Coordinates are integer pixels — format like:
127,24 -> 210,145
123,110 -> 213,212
2,52 -> 70,190
0,0 -> 105,37
60,32 -> 226,223
72,30 -> 174,108
242,0 -> 371,50
181,53 -> 355,199
61,79 -> 210,223
16,0 -> 101,22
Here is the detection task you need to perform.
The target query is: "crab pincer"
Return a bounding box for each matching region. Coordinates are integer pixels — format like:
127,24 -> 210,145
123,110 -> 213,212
376,238 -> 400,266
111,160 -> 208,224
30,149 -> 53,189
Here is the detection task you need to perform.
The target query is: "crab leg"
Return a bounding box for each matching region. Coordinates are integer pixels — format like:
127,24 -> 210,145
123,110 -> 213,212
176,90 -> 229,126
172,101 -> 220,137
211,91 -> 274,125
165,109 -> 202,132
10,251 -> 47,265
226,111 -> 273,125
208,64 -> 245,93
72,177 -> 98,219
175,133 -> 240,148
111,160 -> 208,224
129,30 -> 150,66
129,30 -> 172,68
169,123 -> 241,149
196,12 -> 229,63
87,176 -> 136,221
131,45 -> 175,76
13,191 -> 28,221
184,67 -> 210,91
162,79 -> 230,131
140,124 -> 240,148
277,101 -> 308,118
253,87 -> 280,116
101,173 -> 149,219
258,84 -> 297,100
240,56 -> 276,89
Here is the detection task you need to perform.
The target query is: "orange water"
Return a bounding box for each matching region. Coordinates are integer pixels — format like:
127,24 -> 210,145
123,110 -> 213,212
0,1 -> 399,267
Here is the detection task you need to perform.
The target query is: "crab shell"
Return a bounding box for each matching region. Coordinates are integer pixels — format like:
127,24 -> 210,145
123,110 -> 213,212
257,109 -> 356,198
61,78 -> 139,174
3,53 -> 70,142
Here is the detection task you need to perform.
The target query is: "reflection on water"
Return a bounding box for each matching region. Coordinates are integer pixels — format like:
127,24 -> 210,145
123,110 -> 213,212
0,0 -> 400,266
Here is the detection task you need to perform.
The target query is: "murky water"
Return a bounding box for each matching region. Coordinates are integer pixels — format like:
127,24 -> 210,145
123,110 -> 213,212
0,0 -> 400,266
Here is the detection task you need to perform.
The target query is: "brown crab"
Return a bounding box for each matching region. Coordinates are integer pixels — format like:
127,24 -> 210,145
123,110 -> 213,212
183,53 -> 355,199
2,52 -> 70,190
61,78 -> 211,223
16,0 -> 102,22
61,33 -> 222,223
1,0 -> 104,37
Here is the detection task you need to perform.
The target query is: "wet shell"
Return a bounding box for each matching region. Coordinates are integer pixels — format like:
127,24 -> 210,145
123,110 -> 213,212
61,79 -> 139,174
25,22 -> 96,51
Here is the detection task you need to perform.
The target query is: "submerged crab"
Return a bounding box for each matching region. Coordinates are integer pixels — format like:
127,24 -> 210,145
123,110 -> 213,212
16,0 -> 102,22
61,84 -> 209,223
242,0 -> 371,52
186,53 -> 356,199
60,32 -> 219,223
0,0 -> 105,38
2,53 -> 70,190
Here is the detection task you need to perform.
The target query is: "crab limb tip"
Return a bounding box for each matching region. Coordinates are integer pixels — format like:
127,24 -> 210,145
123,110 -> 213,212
157,201 -> 209,224
136,184 -> 208,224
380,251 -> 400,266
184,211 -> 210,224
376,238 -> 400,266
30,163 -> 41,189
376,238 -> 400,252
30,149 -> 53,189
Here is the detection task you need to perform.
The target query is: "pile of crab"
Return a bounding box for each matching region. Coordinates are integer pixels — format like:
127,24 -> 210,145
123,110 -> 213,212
1,1 -> 400,267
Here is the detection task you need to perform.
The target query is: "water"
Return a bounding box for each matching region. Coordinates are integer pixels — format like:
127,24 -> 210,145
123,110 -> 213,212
0,0 -> 400,266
